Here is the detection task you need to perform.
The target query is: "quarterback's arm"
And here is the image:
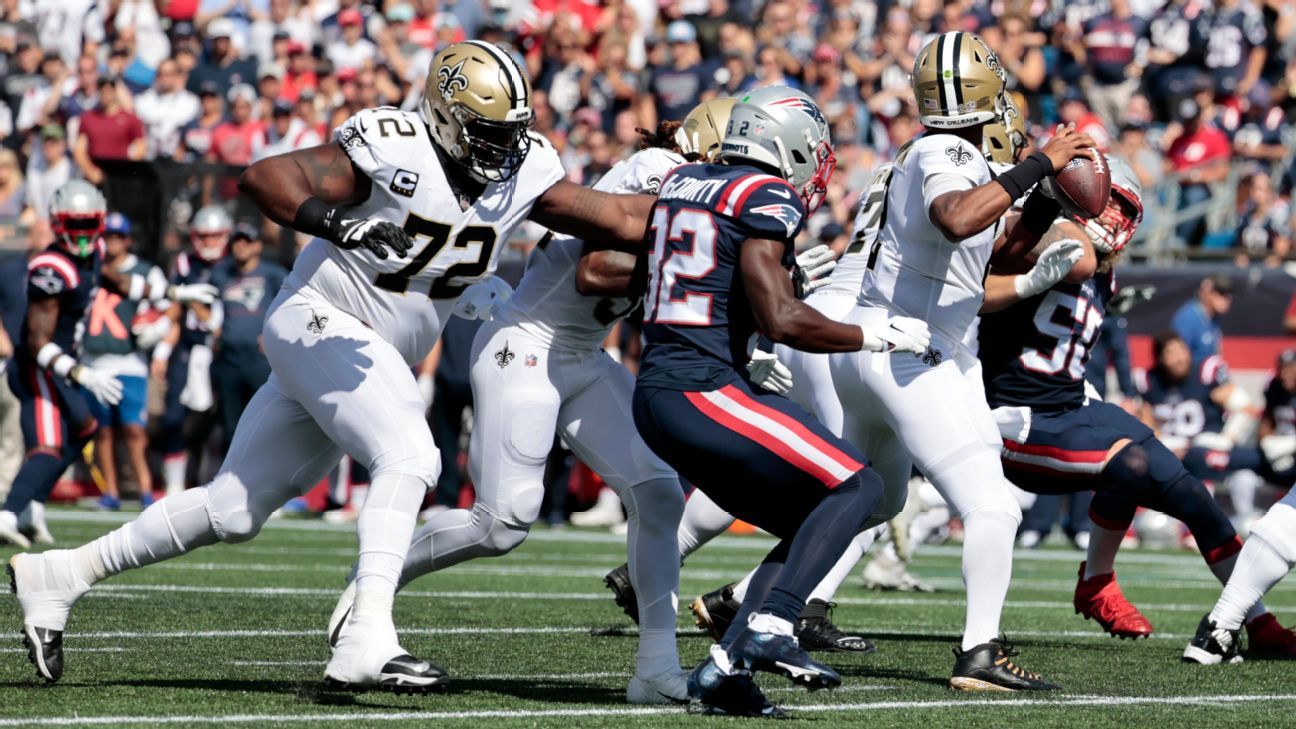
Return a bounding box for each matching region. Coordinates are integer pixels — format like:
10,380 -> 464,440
529,180 -> 656,253
238,143 -> 371,229
741,238 -> 863,353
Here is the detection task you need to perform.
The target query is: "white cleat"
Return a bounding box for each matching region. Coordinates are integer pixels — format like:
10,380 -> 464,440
626,665 -> 689,704
326,580 -> 357,649
860,552 -> 934,593
0,511 -> 30,549
569,488 -> 625,528
8,551 -> 92,682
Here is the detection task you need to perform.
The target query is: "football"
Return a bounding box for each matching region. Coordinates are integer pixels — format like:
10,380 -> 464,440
1050,150 -> 1111,219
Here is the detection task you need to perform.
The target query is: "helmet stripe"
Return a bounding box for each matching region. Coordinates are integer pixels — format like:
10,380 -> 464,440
465,40 -> 528,112
934,33 -> 948,114
941,32 -> 959,114
951,32 -> 965,108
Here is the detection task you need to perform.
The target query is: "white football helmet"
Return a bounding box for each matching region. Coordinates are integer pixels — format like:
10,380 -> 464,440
49,180 -> 107,258
1081,156 -> 1143,253
190,205 -> 232,262
719,86 -> 836,213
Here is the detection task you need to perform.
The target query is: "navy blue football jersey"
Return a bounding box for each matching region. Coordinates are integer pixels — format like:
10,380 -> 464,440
638,162 -> 805,390
980,271 -> 1113,410
170,251 -> 218,347
19,241 -> 102,357
1138,355 -> 1229,439
1264,376 -> 1296,437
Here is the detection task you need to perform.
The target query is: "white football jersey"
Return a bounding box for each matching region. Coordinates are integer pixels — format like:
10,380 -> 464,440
819,159 -> 896,297
283,107 -> 564,365
495,146 -> 684,352
859,134 -> 998,351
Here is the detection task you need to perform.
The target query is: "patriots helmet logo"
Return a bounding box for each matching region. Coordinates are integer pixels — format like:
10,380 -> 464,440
946,144 -> 973,166
437,59 -> 470,101
750,203 -> 803,238
768,96 -> 827,129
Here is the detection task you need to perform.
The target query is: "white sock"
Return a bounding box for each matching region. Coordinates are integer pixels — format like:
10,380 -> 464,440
163,455 -> 187,495
1210,533 -> 1295,630
676,489 -> 735,561
353,471 -> 427,633
960,511 -> 1018,650
620,478 -> 684,676
74,486 -> 218,585
731,565 -> 757,603
25,501 -> 45,527
1208,550 -> 1268,623
1225,469 -> 1261,522
808,527 -> 878,604
1084,522 -> 1127,579
747,612 -> 794,636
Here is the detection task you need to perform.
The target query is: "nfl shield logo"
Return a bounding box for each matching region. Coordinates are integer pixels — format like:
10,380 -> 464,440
525,354 -> 538,367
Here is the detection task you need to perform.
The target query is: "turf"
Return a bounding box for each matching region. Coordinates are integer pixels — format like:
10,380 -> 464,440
3,509 -> 1296,727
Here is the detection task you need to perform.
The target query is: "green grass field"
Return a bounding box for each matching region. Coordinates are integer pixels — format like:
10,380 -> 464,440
3,509 -> 1296,727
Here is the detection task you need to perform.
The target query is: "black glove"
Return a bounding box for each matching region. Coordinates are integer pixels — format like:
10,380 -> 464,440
329,215 -> 414,260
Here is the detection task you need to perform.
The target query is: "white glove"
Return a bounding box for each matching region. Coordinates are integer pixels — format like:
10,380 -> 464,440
1014,239 -> 1085,299
168,283 -> 220,305
861,316 -> 930,354
1192,431 -> 1235,452
793,244 -> 837,297
746,349 -> 793,395
72,365 -> 124,406
452,276 -> 513,320
131,316 -> 173,350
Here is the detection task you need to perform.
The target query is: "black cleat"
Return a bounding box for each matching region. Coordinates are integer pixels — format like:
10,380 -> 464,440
729,628 -> 841,691
690,583 -> 741,642
949,638 -> 1059,692
21,625 -> 63,683
687,654 -> 787,718
1183,614 -> 1244,665
604,563 -> 638,624
796,600 -> 876,654
324,654 -> 450,694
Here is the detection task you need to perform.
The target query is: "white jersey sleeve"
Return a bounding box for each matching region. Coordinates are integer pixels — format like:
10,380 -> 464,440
495,146 -> 685,352
282,107 -> 564,364
858,134 -> 996,354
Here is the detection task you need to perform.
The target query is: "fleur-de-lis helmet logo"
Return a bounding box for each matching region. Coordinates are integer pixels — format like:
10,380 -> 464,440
437,59 -> 470,101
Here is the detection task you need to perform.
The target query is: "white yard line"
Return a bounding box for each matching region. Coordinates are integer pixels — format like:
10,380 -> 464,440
4,694 -> 1296,726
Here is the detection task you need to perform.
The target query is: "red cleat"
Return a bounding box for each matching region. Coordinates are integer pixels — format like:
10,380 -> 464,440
1073,562 -> 1154,639
1246,613 -> 1296,658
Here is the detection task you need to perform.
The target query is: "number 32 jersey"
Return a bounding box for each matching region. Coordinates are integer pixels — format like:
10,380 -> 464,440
284,106 -> 564,365
979,270 -> 1113,410
638,162 -> 806,390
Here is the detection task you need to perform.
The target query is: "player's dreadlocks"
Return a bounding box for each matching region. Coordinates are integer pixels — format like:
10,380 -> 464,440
637,121 -> 684,154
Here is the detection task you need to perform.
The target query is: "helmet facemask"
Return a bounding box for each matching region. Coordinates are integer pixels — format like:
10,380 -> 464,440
453,105 -> 531,183
798,139 -> 837,214
1080,185 -> 1142,254
54,213 -> 105,258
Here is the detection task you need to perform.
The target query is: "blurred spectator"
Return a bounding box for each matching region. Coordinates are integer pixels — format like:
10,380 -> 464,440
1166,93 -> 1231,247
1055,88 -> 1112,150
209,84 -> 265,167
256,63 -> 285,115
178,82 -> 226,162
1203,0 -> 1267,99
639,20 -> 709,131
135,59 -> 201,161
1146,0 -> 1207,121
114,0 -> 171,69
712,47 -> 756,98
686,0 -> 738,58
15,52 -> 66,135
323,0 -> 378,48
1172,273 -> 1233,361
1235,172 -> 1291,267
280,42 -> 317,103
257,99 -> 321,160
584,39 -> 639,130
0,148 -> 25,219
989,12 -> 1045,96
2,36 -> 42,121
752,44 -> 801,92
187,18 -> 257,97
536,29 -> 591,126
30,0 -> 106,65
1114,121 -> 1160,189
0,222 -> 43,499
24,124 -> 71,220
73,76 -> 146,185
249,0 -> 313,66
196,0 -> 267,49
755,0 -> 813,76
53,55 -> 101,124
326,9 -> 378,73
210,225 -> 286,452
1079,0 -> 1149,130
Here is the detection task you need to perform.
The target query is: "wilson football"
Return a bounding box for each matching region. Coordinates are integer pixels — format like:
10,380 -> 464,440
1050,150 -> 1111,219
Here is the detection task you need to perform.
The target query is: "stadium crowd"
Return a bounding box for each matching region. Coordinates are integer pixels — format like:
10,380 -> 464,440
0,0 -> 1294,542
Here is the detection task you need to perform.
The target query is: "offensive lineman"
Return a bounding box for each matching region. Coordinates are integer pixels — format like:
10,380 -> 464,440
9,41 -> 659,690
829,31 -> 1098,690
324,116 -> 709,704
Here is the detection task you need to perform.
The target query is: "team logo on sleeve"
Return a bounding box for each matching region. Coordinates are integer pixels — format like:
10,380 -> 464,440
946,145 -> 973,166
307,310 -> 329,334
390,169 -> 420,197
29,268 -> 65,295
437,59 -> 470,100
337,126 -> 367,151
495,341 -> 515,368
750,203 -> 803,238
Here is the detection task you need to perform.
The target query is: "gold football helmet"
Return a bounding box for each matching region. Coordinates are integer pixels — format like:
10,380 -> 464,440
983,96 -> 1028,164
911,31 -> 1005,129
422,41 -> 533,183
676,97 -> 735,161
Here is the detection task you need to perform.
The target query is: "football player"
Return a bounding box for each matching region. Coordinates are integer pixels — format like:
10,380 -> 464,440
0,182 -> 197,549
324,106 -> 731,704
981,158 -> 1296,656
8,41 -> 657,690
829,31 -> 1099,691
629,86 -> 930,717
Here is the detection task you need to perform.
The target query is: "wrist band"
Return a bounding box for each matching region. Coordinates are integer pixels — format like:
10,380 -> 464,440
994,151 -> 1054,201
293,197 -> 338,241
36,342 -> 77,378
153,341 -> 173,362
127,273 -> 146,301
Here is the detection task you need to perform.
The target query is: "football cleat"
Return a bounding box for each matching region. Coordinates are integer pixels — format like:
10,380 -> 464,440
687,648 -> 786,718
323,652 -> 449,694
949,639 -> 1060,692
326,579 -> 357,649
1073,563 -> 1153,639
860,551 -> 935,592
729,627 -> 842,690
626,665 -> 689,704
1245,612 -> 1296,658
604,563 -> 638,624
9,552 -> 91,683
690,583 -> 741,642
0,511 -> 31,549
1183,614 -> 1243,665
795,600 -> 876,654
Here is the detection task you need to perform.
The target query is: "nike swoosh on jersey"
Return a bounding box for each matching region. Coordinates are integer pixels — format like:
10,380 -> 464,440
767,187 -> 792,199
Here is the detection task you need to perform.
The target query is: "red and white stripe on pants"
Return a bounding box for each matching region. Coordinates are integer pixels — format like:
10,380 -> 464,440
684,384 -> 862,487
30,368 -> 62,450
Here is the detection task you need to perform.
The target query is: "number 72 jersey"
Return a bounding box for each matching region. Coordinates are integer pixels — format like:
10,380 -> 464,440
979,270 -> 1114,409
284,106 -> 564,365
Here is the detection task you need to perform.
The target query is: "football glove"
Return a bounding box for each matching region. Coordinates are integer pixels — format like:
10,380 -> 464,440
1014,238 -> 1085,299
1108,284 -> 1156,316
452,276 -> 514,321
747,349 -> 793,395
167,283 -> 219,305
331,216 -> 414,260
72,365 -> 124,406
131,315 -> 172,350
861,316 -> 930,355
792,244 -> 837,298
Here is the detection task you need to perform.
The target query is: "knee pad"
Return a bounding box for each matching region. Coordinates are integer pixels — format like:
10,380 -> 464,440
470,504 -> 531,556
369,447 -> 440,488
1115,437 -> 1234,552
928,450 -> 1021,525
